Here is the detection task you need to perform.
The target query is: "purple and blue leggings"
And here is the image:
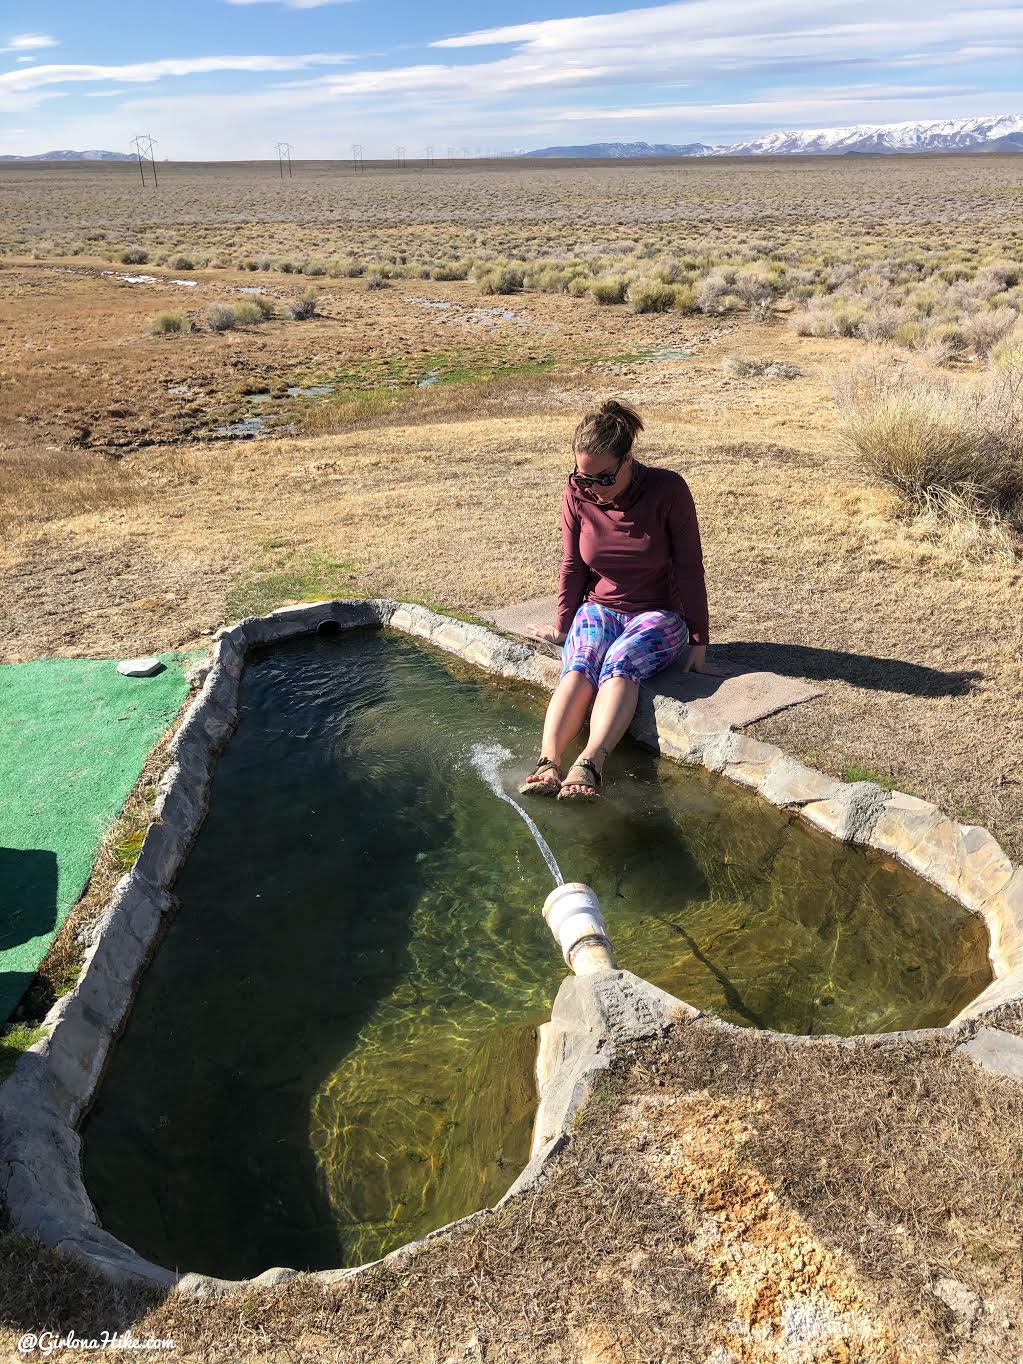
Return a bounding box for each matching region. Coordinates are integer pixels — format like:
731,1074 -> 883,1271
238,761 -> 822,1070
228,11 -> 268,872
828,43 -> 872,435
560,602 -> 689,690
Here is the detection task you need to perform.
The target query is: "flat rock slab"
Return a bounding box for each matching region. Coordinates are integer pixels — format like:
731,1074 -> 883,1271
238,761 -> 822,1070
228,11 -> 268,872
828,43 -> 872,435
961,1027 -> 1023,1081
116,658 -> 165,678
479,595 -> 823,729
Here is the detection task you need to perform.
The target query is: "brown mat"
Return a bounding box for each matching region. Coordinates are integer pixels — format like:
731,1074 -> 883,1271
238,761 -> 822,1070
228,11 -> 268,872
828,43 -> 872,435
479,595 -> 824,731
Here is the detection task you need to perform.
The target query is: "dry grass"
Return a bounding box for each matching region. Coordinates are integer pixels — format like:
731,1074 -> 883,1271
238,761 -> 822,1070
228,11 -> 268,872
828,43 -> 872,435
3,1018 -> 1021,1362
0,447 -> 141,537
835,353 -> 1023,529
148,311 -> 186,335
3,158 -> 1023,356
904,486 -> 1021,564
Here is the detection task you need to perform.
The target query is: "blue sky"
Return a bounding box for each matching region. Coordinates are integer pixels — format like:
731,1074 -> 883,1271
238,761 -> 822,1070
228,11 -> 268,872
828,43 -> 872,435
2,0 -> 1021,158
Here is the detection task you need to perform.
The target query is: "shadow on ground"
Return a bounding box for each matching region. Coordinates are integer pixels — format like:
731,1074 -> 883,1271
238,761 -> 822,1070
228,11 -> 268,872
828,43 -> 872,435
0,847 -> 59,1029
712,641 -> 982,697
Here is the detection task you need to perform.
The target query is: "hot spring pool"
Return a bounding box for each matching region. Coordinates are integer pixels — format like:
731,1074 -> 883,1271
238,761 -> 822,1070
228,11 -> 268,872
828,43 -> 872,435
81,629 -> 991,1278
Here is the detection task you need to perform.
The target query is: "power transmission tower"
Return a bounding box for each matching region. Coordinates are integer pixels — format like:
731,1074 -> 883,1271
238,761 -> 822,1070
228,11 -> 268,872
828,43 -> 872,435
352,143 -> 364,173
425,145 -> 435,168
130,134 -> 158,188
394,145 -> 405,168
274,141 -> 294,179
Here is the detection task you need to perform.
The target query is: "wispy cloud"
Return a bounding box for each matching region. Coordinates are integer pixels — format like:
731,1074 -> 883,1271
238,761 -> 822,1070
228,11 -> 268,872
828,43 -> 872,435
83,87 -> 146,99
205,0 -> 1022,109
0,52 -> 354,113
1,53 -> 353,94
424,0 -> 1023,96
431,0 -> 1022,57
7,33 -> 57,49
2,32 -> 58,53
548,83 -> 986,124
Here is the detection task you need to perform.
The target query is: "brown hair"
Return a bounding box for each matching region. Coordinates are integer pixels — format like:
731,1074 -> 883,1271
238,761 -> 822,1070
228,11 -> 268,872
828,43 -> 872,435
573,398 -> 644,462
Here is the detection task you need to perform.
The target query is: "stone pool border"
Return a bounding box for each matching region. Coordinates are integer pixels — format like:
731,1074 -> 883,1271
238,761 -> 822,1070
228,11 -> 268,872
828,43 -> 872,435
2,597 -> 1021,1295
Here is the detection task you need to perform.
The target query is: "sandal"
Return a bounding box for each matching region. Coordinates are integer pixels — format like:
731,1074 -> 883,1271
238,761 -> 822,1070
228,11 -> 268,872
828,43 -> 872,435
519,756 -> 563,797
557,758 -> 603,802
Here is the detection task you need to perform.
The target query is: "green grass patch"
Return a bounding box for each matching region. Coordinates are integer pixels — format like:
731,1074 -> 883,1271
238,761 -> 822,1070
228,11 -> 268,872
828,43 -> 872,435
111,820 -> 148,873
282,349 -> 558,427
0,1024 -> 46,1083
292,353 -> 558,436
569,1070 -> 618,1131
403,597 -> 491,628
580,344 -> 694,366
225,549 -> 361,620
303,385 -> 407,432
54,962 -> 81,998
840,764 -> 915,794
383,350 -> 556,387
108,783 -> 159,873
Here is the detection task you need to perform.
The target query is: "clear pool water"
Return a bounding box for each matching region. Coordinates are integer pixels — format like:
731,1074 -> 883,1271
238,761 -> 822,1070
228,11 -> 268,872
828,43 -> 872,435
81,629 -> 991,1278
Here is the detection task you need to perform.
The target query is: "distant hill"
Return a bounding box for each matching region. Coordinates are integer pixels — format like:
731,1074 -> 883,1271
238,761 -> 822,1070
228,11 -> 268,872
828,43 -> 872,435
525,115 -> 1023,158
0,149 -> 134,161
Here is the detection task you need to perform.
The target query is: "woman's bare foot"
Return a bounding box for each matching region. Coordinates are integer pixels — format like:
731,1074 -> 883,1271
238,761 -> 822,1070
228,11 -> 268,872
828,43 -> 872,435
557,756 -> 603,801
519,757 -> 563,796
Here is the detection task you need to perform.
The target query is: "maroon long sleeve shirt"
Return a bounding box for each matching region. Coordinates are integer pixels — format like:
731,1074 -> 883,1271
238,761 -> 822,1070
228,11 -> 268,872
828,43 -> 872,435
556,461 -> 710,644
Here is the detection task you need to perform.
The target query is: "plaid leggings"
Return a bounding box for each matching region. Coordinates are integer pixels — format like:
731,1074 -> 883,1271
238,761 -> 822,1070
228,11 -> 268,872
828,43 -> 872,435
560,602 -> 690,689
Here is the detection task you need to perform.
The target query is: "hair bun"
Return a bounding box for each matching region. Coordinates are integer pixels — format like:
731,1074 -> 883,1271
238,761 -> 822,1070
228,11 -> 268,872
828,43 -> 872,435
596,398 -> 643,435
573,398 -> 644,460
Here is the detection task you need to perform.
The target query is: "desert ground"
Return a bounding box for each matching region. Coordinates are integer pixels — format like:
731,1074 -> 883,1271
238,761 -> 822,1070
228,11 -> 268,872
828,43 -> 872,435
1,157 -> 1022,1361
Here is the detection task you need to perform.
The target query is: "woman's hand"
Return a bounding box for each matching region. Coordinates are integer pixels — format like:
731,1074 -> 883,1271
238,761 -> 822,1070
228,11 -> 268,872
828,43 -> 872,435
680,644 -> 733,677
527,624 -> 568,646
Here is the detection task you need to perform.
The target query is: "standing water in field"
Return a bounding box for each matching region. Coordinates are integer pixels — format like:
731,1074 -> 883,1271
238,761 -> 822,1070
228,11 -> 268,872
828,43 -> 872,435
471,742 -> 564,886
81,630 -> 991,1281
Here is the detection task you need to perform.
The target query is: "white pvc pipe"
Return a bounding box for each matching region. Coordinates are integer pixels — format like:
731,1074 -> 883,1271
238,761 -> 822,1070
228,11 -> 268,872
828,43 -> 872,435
542,882 -> 617,974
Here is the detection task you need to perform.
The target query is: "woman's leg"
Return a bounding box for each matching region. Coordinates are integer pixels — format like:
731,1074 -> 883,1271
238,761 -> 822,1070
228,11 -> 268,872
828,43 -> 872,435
561,610 -> 688,796
565,676 -> 641,782
537,672 -> 596,773
523,604 -> 621,790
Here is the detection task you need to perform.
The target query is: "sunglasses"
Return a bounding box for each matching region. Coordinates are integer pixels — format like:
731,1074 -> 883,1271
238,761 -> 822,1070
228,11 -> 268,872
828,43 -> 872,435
570,454 -> 625,488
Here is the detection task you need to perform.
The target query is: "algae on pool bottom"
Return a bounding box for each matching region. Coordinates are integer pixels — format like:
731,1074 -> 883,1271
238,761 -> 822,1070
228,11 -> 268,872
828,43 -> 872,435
80,631 -> 991,1279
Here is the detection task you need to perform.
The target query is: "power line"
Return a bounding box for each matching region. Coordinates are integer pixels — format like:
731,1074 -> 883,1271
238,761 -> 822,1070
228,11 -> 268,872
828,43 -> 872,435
274,141 -> 294,179
130,133 -> 158,189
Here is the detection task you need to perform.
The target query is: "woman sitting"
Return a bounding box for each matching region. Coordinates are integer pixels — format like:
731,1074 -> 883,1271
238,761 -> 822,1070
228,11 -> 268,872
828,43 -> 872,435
522,398 -> 728,802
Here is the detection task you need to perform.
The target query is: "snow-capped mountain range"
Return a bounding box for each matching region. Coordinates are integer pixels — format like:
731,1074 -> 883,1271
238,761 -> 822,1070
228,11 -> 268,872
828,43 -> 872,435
525,114 -> 1023,158
3,116 -> 1022,162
